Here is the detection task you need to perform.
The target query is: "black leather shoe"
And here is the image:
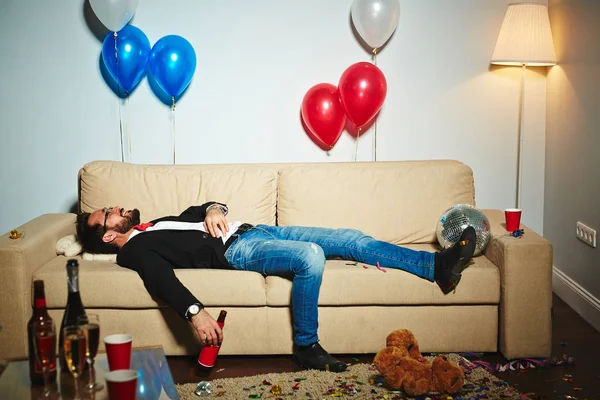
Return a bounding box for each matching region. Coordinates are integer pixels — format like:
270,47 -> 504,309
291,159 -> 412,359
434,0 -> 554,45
435,226 -> 476,294
293,342 -> 347,372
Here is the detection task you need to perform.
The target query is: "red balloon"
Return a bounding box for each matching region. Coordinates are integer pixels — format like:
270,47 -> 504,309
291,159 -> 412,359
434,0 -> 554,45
338,62 -> 387,128
301,83 -> 347,149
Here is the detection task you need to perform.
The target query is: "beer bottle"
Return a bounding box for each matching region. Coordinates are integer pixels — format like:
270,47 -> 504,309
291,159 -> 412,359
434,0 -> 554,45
28,280 -> 57,385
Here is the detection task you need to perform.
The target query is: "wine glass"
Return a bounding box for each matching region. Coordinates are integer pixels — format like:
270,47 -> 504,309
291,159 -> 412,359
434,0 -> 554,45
62,325 -> 87,400
33,320 -> 57,398
77,314 -> 104,392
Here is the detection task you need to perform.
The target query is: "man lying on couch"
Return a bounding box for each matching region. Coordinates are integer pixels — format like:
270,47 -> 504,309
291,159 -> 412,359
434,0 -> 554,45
77,202 -> 476,372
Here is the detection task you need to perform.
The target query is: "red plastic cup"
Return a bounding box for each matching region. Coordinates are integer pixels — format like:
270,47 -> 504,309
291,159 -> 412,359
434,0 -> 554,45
198,345 -> 221,367
197,320 -> 225,368
505,208 -> 522,232
104,334 -> 133,371
105,369 -> 138,400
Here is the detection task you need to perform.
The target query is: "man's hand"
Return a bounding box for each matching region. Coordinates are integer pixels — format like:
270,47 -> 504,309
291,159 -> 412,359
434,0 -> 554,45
191,309 -> 224,347
204,207 -> 229,238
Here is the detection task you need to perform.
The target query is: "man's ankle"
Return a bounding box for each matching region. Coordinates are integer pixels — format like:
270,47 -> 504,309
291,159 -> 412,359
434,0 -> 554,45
295,341 -> 318,350
433,252 -> 441,279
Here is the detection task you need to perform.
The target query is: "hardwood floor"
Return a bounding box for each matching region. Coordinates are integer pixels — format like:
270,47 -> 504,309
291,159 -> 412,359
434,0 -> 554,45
167,294 -> 600,399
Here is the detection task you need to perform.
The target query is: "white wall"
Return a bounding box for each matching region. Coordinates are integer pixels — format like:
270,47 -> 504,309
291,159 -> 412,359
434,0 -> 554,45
546,0 -> 600,329
0,0 -> 549,236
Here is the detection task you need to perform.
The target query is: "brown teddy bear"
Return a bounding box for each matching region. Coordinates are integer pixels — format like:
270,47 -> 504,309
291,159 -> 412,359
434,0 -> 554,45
373,329 -> 465,397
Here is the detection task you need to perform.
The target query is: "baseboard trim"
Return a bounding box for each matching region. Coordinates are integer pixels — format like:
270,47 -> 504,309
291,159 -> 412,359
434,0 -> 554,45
552,266 -> 600,332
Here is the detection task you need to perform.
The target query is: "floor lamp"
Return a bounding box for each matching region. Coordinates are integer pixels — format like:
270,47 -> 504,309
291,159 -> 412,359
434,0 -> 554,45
491,3 -> 557,209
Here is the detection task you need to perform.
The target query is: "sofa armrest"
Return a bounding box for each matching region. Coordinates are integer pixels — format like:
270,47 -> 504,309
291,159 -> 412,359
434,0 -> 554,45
0,213 -> 76,359
481,209 -> 553,360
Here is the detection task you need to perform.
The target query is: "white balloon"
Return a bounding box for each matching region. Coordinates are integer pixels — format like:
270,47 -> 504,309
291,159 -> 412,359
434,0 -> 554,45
351,0 -> 400,50
89,0 -> 139,32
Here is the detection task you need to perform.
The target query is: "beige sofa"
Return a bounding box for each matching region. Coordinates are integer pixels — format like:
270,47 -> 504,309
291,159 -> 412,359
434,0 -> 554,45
0,160 -> 553,361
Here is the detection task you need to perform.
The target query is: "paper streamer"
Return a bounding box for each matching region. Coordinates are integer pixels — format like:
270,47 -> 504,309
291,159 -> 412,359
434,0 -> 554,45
459,353 -> 575,373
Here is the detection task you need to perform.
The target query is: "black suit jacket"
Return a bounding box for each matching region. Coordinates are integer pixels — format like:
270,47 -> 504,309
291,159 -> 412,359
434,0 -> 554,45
117,202 -> 234,318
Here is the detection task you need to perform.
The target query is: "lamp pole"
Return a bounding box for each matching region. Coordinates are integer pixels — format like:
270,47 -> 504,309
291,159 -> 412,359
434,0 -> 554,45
516,64 -> 526,209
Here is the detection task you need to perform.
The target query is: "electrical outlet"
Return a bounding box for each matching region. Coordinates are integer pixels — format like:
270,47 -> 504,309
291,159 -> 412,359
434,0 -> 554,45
576,221 -> 597,248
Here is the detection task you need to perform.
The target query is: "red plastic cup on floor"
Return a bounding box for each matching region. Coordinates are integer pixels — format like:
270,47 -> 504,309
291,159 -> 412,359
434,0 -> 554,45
105,369 -> 138,400
505,208 -> 522,232
104,334 -> 133,371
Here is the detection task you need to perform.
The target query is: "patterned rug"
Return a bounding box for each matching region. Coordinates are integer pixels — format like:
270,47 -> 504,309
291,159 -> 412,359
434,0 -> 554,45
176,353 -> 522,399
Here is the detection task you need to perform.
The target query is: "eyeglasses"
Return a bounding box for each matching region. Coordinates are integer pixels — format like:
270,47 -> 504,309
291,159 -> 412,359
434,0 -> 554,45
103,207 -> 113,232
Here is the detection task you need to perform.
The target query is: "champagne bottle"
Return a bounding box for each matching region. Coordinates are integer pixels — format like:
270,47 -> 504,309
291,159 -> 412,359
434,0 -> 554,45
28,280 -> 57,385
58,259 -> 87,370
197,310 -> 227,368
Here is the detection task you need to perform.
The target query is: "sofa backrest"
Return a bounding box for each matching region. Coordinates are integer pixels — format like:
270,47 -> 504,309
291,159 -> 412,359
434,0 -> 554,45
79,161 -> 278,225
79,159 -> 474,244
276,160 -> 474,244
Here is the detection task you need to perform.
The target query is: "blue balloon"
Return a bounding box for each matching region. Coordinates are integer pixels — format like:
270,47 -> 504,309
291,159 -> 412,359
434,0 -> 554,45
149,35 -> 196,98
102,25 -> 150,92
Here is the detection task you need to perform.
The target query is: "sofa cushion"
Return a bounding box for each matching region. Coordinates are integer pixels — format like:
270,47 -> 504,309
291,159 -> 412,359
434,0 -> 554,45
266,244 -> 500,306
36,257 -> 267,309
37,245 -> 499,310
79,161 -> 278,225
277,160 -> 475,244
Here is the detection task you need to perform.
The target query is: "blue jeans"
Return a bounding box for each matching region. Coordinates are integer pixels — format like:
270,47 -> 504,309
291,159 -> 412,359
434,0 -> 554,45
224,225 -> 435,346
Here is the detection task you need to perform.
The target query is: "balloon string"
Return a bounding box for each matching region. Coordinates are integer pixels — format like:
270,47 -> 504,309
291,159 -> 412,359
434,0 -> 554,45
114,31 -> 125,163
126,95 -> 131,162
118,98 -> 125,162
354,127 -> 361,162
113,31 -> 119,91
172,96 -> 176,164
372,48 -> 378,161
113,31 -> 119,62
373,121 -> 378,162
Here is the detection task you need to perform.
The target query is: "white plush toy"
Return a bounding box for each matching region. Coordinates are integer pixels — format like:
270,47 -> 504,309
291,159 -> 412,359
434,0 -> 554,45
56,235 -> 117,262
56,234 -> 83,257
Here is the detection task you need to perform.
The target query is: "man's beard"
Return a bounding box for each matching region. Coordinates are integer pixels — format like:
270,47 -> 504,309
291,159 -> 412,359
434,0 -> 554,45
112,209 -> 141,233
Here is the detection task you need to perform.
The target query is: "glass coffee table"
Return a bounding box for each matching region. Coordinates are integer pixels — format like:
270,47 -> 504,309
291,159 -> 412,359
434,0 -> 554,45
0,345 -> 179,399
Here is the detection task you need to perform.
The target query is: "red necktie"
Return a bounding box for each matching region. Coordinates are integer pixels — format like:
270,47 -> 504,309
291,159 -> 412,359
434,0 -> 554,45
134,222 -> 154,231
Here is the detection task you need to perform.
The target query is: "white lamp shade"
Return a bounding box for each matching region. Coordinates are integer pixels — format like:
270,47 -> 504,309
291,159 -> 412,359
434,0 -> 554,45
491,3 -> 557,66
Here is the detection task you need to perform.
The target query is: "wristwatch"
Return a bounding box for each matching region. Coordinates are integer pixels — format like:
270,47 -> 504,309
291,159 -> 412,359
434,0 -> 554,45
185,303 -> 204,322
206,203 -> 228,216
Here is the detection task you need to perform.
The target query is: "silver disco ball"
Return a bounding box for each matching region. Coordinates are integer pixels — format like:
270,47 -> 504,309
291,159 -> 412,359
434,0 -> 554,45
436,204 -> 491,256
